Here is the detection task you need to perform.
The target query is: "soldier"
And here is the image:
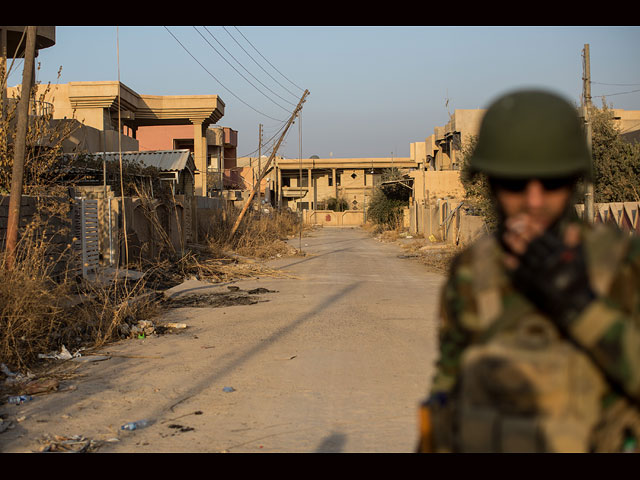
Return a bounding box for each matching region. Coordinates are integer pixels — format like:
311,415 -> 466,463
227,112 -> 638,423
417,89 -> 640,453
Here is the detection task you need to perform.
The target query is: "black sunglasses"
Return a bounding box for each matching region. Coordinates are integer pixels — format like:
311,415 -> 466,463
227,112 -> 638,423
489,176 -> 577,193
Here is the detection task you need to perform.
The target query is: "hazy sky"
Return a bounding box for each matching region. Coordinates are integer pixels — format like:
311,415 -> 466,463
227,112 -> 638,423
13,25 -> 640,159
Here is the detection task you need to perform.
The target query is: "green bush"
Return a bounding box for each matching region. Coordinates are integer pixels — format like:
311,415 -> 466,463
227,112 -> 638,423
326,196 -> 348,212
367,189 -> 405,229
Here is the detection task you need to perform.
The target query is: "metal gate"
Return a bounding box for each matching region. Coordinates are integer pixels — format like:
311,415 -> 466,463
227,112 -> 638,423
74,198 -> 100,278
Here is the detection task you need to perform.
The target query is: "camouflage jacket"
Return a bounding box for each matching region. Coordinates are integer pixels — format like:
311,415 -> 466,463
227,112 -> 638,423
429,219 -> 640,452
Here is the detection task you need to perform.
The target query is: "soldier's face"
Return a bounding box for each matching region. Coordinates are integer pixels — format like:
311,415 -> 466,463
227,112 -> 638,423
494,178 -> 573,231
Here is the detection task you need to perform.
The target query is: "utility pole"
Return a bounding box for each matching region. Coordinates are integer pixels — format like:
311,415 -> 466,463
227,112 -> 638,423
5,26 -> 37,270
229,89 -> 309,238
257,123 -> 262,210
582,43 -> 594,224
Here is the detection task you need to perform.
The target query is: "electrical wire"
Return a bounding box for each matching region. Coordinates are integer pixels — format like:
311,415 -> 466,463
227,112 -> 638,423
238,120 -> 289,158
592,81 -> 640,86
164,26 -> 285,123
202,26 -> 296,108
592,89 -> 640,98
233,27 -> 305,93
223,26 -> 300,100
194,26 -> 291,113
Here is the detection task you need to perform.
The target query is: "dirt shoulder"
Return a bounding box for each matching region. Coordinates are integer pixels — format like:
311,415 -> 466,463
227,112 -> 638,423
0,226 -> 444,453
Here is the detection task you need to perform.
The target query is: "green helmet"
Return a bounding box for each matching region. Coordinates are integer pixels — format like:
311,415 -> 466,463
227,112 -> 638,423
469,89 -> 592,180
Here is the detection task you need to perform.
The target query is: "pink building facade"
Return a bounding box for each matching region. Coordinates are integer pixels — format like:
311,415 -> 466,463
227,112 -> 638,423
136,125 -> 238,192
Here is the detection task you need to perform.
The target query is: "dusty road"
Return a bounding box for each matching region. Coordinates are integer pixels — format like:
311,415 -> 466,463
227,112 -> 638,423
0,226 -> 445,453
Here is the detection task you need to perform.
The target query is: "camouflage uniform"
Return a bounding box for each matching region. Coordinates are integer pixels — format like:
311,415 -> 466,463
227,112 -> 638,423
422,89 -> 640,453
428,215 -> 640,452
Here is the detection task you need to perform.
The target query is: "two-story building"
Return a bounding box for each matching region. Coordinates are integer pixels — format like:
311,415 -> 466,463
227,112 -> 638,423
6,80 -> 227,196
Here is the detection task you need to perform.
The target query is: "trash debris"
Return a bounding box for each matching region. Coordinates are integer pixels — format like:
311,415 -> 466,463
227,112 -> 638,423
428,234 -> 437,243
1,363 -> 35,385
121,419 -> 151,431
166,323 -> 187,329
222,387 -> 236,393
24,378 -> 59,395
165,292 -> 260,308
71,355 -> 111,363
247,287 -> 277,294
6,395 -> 33,405
130,320 -> 155,338
38,434 -> 100,453
38,345 -> 81,361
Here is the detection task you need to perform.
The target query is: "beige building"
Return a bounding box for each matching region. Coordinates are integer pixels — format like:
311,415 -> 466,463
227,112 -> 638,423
237,156 -> 417,211
6,81 -> 225,196
407,109 -> 486,205
613,109 -> 640,143
410,109 -> 486,173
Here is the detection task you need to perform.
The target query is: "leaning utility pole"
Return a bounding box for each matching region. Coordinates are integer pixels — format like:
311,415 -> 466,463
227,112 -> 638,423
582,44 -> 594,224
5,26 -> 37,270
229,89 -> 310,238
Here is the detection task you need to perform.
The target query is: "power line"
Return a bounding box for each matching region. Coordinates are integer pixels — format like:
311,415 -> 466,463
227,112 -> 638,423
202,26 -> 297,108
233,27 -> 305,93
592,88 -> 640,99
592,81 -> 640,86
164,26 -> 286,123
193,26 -> 291,113
238,121 -> 289,158
222,26 -> 300,100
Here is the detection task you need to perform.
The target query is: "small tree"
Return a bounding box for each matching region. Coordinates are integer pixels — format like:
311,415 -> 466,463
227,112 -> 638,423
326,196 -> 348,212
591,102 -> 640,202
459,135 -> 498,231
366,168 -> 409,230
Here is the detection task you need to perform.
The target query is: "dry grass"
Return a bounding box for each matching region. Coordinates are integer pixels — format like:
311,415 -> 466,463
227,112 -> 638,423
0,199 -> 306,374
0,231 -> 157,372
0,90 -> 310,380
400,239 -> 462,274
200,204 -> 304,260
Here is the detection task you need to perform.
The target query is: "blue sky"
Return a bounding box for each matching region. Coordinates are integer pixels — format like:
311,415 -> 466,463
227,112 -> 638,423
12,25 -> 640,159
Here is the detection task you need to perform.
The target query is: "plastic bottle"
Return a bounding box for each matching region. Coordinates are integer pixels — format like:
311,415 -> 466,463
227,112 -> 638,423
7,395 -> 32,405
120,419 -> 150,431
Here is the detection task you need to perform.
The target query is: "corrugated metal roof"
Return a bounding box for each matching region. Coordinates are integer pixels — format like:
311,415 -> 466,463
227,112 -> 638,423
92,150 -> 195,172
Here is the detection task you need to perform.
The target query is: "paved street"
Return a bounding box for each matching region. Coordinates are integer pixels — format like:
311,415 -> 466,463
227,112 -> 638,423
0,226 -> 445,453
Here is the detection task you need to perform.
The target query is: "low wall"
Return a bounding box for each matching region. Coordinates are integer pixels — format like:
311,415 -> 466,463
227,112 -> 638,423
304,209 -> 365,226
408,198 -> 486,246
411,200 -> 640,247
0,195 -> 75,277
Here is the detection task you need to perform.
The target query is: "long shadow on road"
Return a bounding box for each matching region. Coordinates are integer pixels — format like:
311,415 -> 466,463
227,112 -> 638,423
147,281 -> 361,441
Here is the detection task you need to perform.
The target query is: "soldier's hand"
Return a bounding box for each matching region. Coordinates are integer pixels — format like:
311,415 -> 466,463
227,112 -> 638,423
502,221 -> 595,326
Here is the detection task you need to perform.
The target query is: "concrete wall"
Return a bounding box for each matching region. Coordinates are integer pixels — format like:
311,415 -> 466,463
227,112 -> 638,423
409,169 -> 465,203
408,198 -> 486,246
612,109 -> 640,139
0,195 -> 75,277
577,201 -> 640,234
304,209 -> 366,226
